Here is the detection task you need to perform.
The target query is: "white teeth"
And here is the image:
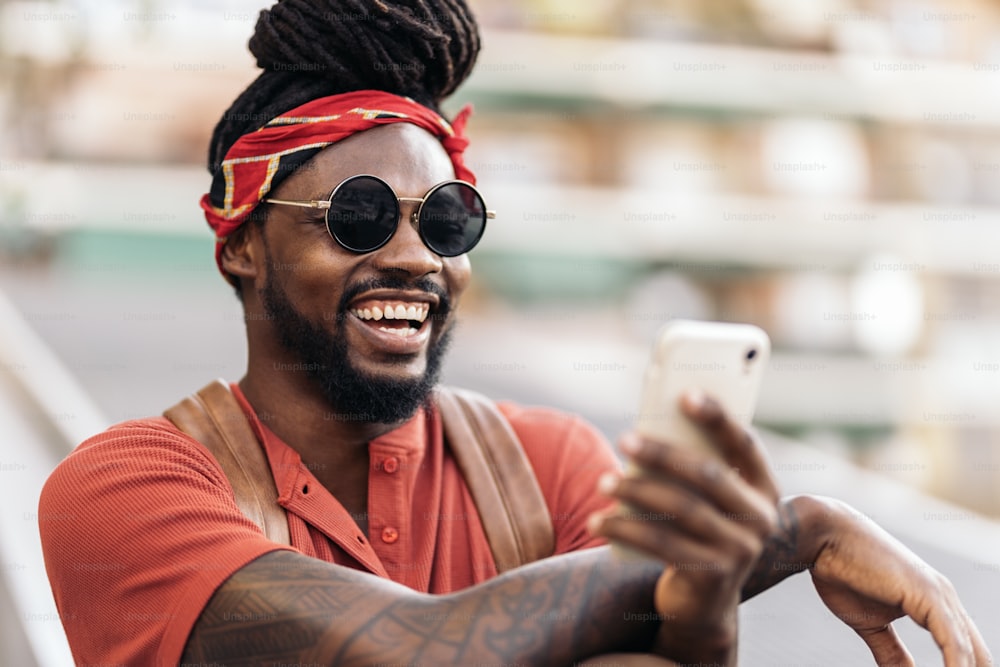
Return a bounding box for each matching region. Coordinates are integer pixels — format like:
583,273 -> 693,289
352,303 -> 431,323
378,326 -> 418,337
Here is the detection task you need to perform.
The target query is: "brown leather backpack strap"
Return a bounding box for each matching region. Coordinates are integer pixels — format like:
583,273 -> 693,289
436,386 -> 554,572
163,379 -> 291,546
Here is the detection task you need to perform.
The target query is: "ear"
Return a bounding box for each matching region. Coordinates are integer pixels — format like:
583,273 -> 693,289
220,222 -> 263,288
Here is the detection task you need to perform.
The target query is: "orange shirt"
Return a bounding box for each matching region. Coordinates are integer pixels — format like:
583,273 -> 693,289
39,384 -> 619,666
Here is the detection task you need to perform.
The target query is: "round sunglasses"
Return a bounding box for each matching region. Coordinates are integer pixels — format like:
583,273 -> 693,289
264,174 -> 495,257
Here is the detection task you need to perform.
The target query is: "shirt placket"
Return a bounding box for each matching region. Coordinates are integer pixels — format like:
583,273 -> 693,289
278,462 -> 389,577
368,444 -> 412,584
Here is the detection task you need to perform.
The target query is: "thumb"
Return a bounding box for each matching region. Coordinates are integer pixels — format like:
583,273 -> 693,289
857,624 -> 915,667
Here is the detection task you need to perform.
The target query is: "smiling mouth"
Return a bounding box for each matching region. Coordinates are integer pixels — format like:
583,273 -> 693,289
350,301 -> 431,338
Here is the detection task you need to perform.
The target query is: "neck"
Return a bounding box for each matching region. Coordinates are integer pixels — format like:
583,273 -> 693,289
238,356 -> 410,468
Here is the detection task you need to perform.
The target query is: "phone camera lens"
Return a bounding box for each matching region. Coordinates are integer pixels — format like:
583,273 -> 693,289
745,348 -> 757,362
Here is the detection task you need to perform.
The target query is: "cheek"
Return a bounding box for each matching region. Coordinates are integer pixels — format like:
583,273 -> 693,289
445,256 -> 472,302
264,225 -> 360,298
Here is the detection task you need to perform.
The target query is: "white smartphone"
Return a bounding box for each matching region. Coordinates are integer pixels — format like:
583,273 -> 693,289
612,319 -> 771,559
634,319 -> 771,453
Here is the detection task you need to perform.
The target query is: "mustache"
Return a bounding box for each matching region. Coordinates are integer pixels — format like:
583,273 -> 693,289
337,276 -> 451,316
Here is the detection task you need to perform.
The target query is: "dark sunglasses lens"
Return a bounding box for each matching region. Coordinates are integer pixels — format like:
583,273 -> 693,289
327,176 -> 397,252
419,183 -> 487,257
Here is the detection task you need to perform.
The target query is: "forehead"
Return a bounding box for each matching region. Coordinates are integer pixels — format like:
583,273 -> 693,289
283,123 -> 457,199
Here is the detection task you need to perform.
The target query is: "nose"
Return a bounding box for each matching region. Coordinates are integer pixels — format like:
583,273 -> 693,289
370,202 -> 443,276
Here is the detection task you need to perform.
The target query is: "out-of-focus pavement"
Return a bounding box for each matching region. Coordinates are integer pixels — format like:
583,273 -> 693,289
1,263 -> 997,665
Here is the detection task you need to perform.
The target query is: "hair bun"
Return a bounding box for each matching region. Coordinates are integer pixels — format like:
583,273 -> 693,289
208,0 -> 479,175
248,0 -> 480,105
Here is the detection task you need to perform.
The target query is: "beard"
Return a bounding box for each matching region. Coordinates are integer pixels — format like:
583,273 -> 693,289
259,268 -> 453,425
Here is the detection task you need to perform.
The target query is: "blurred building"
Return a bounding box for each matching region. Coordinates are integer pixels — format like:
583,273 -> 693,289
3,2 -> 1000,665
2,0 -> 1000,518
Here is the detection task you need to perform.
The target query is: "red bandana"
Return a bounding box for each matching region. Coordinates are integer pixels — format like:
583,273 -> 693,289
200,89 -> 475,280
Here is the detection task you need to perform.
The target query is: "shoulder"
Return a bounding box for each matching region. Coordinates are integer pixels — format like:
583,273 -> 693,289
39,417 -> 285,666
39,416 -> 236,545
43,416 -> 226,495
434,388 -> 619,481
492,399 -> 621,495
496,401 -> 615,459
69,415 -> 209,452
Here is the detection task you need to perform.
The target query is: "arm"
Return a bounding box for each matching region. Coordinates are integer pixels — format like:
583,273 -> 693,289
182,546 -> 666,666
741,493 -> 809,600
737,491 -> 992,666
726,474 -> 993,666
803,495 -> 991,667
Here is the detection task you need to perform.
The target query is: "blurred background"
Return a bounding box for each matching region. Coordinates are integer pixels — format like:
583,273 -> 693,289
2,0 -> 1000,664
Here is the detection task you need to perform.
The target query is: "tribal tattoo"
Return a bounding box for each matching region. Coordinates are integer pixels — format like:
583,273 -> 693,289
181,547 -> 665,666
741,497 -> 804,601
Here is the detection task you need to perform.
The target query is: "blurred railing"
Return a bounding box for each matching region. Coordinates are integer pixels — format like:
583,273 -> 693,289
0,288 -> 107,667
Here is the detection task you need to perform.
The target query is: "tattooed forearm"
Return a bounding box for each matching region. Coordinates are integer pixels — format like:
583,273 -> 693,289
182,547 -> 664,666
741,496 -> 804,600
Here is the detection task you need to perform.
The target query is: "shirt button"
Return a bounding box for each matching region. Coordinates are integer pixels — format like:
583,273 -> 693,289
381,526 -> 399,544
382,456 -> 399,474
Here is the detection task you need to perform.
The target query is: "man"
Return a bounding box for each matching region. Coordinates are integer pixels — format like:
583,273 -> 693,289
39,1 -> 991,665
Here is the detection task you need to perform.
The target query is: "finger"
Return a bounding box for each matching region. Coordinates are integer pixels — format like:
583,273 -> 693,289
612,481 -> 759,556
594,510 -> 725,575
946,595 -> 992,667
679,391 -> 780,502
925,595 -> 980,667
855,623 -> 915,667
606,470 -> 776,545
903,578 -> 982,667
969,624 -> 993,666
963,610 -> 993,667
615,443 -> 778,537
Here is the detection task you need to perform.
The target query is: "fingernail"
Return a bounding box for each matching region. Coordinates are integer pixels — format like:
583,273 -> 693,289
620,437 -> 640,455
597,472 -> 619,495
683,389 -> 706,411
587,512 -> 604,535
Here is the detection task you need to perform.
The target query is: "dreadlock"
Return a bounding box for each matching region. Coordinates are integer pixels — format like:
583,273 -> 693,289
208,0 -> 480,175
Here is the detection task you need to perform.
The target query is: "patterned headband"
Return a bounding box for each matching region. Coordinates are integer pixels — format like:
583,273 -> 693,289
200,89 -> 475,281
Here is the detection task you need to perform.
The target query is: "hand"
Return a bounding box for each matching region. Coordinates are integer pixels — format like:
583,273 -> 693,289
800,496 -> 993,667
590,391 -> 781,664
